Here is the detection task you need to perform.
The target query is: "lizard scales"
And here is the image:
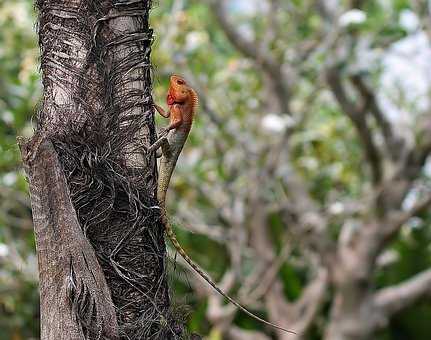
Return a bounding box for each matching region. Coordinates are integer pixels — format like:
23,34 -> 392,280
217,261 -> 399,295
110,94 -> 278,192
152,75 -> 294,334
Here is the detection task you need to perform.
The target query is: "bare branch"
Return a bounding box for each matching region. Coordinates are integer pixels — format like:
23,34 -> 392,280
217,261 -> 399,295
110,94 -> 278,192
226,326 -> 272,340
400,115 -> 431,181
239,245 -> 291,303
411,0 -> 431,42
291,268 -> 328,334
264,269 -> 328,339
278,163 -> 335,266
205,0 -> 291,114
347,192 -> 431,277
374,268 -> 431,318
350,74 -> 402,161
259,0 -> 281,58
206,0 -> 277,72
382,192 -> 431,243
326,66 -> 383,184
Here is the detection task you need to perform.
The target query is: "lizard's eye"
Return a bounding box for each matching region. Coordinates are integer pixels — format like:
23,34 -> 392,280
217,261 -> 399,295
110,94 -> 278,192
177,79 -> 185,85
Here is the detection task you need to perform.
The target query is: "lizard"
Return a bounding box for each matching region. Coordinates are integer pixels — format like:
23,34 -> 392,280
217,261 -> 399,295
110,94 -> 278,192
149,74 -> 294,334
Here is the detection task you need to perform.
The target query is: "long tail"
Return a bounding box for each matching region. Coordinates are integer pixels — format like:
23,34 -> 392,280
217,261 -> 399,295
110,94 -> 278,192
162,213 -> 295,334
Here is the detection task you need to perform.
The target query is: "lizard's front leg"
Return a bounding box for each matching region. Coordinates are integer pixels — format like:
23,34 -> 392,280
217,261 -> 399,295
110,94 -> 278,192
164,104 -> 183,132
154,104 -> 170,118
147,137 -> 171,158
147,104 -> 182,155
154,104 -> 171,137
144,103 -> 170,156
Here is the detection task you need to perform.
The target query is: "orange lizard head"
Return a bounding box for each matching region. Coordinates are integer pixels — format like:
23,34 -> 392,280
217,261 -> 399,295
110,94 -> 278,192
167,74 -> 199,113
167,75 -> 191,105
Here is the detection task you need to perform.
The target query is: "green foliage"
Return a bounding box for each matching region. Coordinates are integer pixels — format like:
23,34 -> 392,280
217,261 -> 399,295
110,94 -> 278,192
0,1 -> 39,339
0,0 -> 39,171
375,220 -> 431,339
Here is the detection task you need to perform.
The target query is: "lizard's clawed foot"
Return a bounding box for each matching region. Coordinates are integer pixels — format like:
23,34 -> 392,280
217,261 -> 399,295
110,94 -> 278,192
158,127 -> 169,137
142,144 -> 162,158
146,136 -> 169,155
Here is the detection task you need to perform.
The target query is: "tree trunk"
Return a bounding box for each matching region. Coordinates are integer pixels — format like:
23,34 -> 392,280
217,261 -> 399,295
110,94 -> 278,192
19,0 -> 182,339
323,230 -> 383,340
324,283 -> 375,340
19,139 -> 118,340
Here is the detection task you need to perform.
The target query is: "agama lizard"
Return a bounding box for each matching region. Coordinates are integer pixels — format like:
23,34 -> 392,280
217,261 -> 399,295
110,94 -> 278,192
149,75 -> 294,334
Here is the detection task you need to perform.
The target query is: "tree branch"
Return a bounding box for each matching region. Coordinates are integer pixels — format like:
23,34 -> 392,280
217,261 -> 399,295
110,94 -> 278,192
206,0 -> 278,72
326,66 -> 383,184
291,268 -> 328,335
240,245 -> 291,303
205,0 -> 291,115
374,268 -> 431,319
279,163 -> 335,266
382,192 -> 431,244
350,74 -> 401,161
226,326 -> 272,340
346,192 -> 431,281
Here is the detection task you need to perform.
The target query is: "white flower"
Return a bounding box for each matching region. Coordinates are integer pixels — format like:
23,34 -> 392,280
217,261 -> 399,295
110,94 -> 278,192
261,114 -> 295,133
329,202 -> 344,215
1,111 -> 14,124
2,172 -> 17,186
376,250 -> 399,267
399,9 -> 419,32
339,9 -> 367,27
185,31 -> 208,52
0,244 -> 9,257
380,32 -> 431,123
425,159 -> 431,177
229,0 -> 269,16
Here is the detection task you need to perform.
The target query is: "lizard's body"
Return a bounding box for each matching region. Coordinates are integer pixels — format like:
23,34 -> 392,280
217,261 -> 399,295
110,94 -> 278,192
151,75 -> 293,334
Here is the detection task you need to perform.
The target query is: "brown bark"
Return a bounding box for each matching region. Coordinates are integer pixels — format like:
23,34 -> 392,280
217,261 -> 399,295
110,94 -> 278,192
19,140 -> 118,340
20,0 -> 178,339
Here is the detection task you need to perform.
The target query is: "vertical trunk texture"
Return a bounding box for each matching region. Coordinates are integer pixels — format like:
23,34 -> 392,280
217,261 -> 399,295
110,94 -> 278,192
324,226 -> 386,340
324,277 -> 374,340
20,0 -> 184,339
19,140 -> 118,340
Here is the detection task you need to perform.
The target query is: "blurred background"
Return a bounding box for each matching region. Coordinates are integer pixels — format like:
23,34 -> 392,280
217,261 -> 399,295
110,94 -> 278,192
1,0 -> 431,339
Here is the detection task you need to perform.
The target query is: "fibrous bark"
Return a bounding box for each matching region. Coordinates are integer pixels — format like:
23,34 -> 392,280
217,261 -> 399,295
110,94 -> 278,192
19,139 -> 118,340
20,0 -> 185,339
